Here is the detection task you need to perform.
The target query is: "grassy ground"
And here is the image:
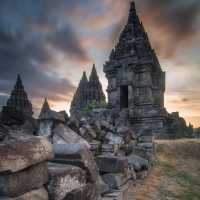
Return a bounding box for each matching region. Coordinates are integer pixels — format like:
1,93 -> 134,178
127,139 -> 200,200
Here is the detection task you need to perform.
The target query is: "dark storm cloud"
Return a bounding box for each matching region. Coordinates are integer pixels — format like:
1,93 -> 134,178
141,0 -> 200,57
47,26 -> 89,62
0,0 -> 90,112
0,29 -> 75,103
0,0 -> 90,61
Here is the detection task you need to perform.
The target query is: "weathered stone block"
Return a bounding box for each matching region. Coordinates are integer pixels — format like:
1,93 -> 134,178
138,136 -> 153,143
100,120 -> 114,132
0,187 -> 48,200
0,136 -> 53,173
52,124 -> 90,148
96,155 -> 128,174
53,144 -> 98,184
102,144 -> 115,154
105,132 -> 123,146
137,142 -> 154,149
0,162 -> 48,197
102,173 -> 127,189
127,154 -> 149,172
98,176 -> 110,195
48,163 -> 86,200
64,183 -> 98,200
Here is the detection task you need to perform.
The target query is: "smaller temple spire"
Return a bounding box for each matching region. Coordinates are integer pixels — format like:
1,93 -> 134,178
88,64 -> 106,104
39,97 -> 50,115
38,98 -> 66,122
70,71 -> 89,116
39,98 -> 51,120
130,1 -> 136,12
1,74 -> 33,124
89,64 -> 98,82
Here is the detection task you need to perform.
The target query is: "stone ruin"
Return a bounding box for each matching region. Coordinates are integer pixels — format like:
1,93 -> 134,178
70,1 -> 194,140
104,2 -> 166,136
71,2 -> 167,138
70,64 -> 106,117
1,74 -> 33,126
0,1 -> 195,200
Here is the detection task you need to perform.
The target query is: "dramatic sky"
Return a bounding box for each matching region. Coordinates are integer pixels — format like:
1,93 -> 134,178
0,0 -> 200,126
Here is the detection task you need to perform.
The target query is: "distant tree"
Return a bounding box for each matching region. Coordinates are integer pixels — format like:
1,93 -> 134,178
194,127 -> 200,139
186,123 -> 194,138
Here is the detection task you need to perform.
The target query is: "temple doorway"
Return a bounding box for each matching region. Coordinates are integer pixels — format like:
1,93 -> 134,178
120,85 -> 128,109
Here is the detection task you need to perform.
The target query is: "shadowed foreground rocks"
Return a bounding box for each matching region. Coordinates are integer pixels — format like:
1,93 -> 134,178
0,136 -> 53,199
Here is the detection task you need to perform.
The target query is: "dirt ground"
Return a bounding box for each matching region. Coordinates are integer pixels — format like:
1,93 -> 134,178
127,139 -> 200,200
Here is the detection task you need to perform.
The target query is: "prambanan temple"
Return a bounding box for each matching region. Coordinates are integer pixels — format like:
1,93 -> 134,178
104,2 -> 166,135
71,2 -> 166,136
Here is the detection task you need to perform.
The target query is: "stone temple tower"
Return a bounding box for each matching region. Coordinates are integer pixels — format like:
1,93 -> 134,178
87,64 -> 106,104
1,74 -> 33,124
104,1 -> 166,133
70,71 -> 88,116
70,64 -> 105,116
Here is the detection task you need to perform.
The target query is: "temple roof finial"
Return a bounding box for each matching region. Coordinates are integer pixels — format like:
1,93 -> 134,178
127,1 -> 139,25
89,64 -> 98,82
81,71 -> 88,82
130,1 -> 136,11
15,74 -> 23,90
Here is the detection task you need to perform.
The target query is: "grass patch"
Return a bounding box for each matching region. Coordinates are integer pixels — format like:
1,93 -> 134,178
156,143 -> 166,154
131,140 -> 200,200
158,185 -> 178,199
175,171 -> 200,186
156,159 -> 175,176
178,188 -> 200,200
157,140 -> 200,200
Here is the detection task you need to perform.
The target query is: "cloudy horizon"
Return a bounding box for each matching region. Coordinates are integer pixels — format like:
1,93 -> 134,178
0,0 -> 200,127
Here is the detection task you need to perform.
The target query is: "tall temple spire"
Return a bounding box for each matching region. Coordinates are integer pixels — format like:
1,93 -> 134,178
1,74 -> 33,124
104,1 -> 160,67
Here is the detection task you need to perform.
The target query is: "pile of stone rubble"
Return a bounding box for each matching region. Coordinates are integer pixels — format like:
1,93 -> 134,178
0,136 -> 53,199
0,106 -> 154,200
